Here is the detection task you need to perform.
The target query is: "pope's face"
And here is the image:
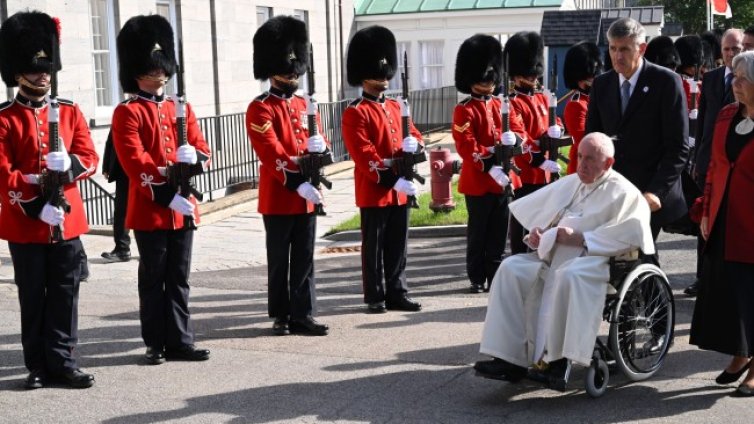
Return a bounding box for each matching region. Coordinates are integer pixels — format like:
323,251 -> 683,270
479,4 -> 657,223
577,139 -> 613,184
608,36 -> 646,79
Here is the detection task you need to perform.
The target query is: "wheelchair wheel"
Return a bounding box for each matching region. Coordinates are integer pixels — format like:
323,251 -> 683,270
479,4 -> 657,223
608,264 -> 674,382
585,358 -> 609,398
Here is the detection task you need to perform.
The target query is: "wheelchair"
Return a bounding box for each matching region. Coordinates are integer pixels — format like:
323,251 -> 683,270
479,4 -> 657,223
582,254 -> 675,398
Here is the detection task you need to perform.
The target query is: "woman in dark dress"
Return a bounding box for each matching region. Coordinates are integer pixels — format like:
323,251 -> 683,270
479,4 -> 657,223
690,51 -> 754,396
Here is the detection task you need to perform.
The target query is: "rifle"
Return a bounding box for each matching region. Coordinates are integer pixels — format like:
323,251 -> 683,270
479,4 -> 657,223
392,50 -> 426,209
40,39 -> 71,242
298,43 -> 333,216
541,53 -> 572,182
168,39 -> 204,230
495,53 -> 522,197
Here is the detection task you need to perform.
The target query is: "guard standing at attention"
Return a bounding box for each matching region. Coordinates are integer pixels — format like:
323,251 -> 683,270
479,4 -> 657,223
112,15 -> 211,365
0,11 -> 98,389
247,16 -> 329,336
342,26 -> 424,314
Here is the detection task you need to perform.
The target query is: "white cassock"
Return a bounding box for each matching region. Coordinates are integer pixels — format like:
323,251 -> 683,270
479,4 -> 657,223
479,169 -> 653,366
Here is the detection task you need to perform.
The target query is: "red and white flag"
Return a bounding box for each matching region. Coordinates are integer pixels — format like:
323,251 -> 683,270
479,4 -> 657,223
710,0 -> 733,18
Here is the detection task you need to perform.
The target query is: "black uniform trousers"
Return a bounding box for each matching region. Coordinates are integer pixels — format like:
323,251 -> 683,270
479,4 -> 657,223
262,213 -> 317,320
112,177 -> 131,253
509,183 -> 546,254
9,238 -> 84,373
465,193 -> 510,286
134,229 -> 195,350
360,205 -> 410,304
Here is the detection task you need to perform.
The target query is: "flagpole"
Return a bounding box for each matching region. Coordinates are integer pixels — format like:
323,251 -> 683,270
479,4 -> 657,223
707,0 -> 712,31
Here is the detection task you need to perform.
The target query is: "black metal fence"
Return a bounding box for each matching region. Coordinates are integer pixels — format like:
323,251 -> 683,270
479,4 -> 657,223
82,86 -> 457,225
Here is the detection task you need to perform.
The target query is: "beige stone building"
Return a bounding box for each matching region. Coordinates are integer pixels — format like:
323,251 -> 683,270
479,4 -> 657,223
0,0 -> 355,155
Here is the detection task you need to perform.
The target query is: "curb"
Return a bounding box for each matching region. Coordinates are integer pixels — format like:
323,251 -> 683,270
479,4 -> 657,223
323,224 -> 467,242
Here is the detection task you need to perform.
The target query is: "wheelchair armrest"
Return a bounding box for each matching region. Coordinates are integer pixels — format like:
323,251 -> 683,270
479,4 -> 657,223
608,254 -> 641,289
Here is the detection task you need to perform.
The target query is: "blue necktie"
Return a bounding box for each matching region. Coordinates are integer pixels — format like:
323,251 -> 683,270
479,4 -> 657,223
621,80 -> 631,114
724,72 -> 734,104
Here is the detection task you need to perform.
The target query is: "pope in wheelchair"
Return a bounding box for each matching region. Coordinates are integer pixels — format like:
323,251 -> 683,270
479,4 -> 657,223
474,132 -> 671,395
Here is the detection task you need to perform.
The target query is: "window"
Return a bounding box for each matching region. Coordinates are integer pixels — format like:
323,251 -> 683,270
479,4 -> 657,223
257,6 -> 272,28
419,41 -> 443,89
156,0 -> 178,96
89,0 -> 119,111
388,42 -> 411,92
292,10 -> 310,93
257,7 -> 273,92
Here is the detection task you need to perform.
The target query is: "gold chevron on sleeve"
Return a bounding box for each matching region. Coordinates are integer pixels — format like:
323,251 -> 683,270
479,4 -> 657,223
453,121 -> 470,133
250,121 -> 272,133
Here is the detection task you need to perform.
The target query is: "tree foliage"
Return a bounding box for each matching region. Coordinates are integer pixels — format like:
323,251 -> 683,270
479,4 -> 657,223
658,0 -> 754,34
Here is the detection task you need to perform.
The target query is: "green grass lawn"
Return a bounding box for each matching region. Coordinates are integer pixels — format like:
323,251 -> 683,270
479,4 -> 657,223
324,180 -> 468,236
325,145 -> 571,236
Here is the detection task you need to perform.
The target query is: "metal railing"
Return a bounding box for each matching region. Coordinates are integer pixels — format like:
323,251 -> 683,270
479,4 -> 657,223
82,86 -> 457,224
78,178 -> 115,226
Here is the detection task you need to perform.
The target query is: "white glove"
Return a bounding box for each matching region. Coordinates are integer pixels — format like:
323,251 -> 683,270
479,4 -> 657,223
296,182 -> 322,204
688,137 -> 696,149
306,134 -> 326,153
402,136 -> 419,153
39,203 -> 65,226
45,151 -> 71,172
539,159 -> 562,174
393,177 -> 418,196
169,194 -> 195,216
502,131 -> 517,146
486,145 -> 496,154
547,125 -> 562,139
176,145 -> 197,164
23,174 -> 40,185
689,109 -> 698,120
488,166 -> 510,187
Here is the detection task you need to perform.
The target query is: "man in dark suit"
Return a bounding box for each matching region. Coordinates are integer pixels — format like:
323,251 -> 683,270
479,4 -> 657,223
586,17 -> 690,256
101,130 -> 132,262
686,29 -> 743,296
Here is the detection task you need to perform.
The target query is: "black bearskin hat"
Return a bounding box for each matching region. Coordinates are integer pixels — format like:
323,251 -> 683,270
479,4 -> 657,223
675,35 -> 704,69
454,34 -> 503,94
346,26 -> 397,87
700,30 -> 722,65
563,41 -> 603,90
0,11 -> 61,87
117,15 -> 177,94
503,32 -> 544,77
253,16 -> 308,80
644,36 -> 679,71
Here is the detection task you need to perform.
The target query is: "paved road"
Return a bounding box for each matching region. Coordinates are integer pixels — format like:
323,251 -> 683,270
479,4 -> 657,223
0,132 -> 749,423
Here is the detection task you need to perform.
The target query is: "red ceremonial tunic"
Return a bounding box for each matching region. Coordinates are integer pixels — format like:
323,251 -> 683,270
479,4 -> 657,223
342,93 -> 423,208
452,94 -> 525,196
508,89 -> 562,184
563,91 -> 589,175
0,95 -> 98,243
112,92 -> 211,231
246,90 -> 328,215
702,103 -> 754,263
681,77 -> 702,111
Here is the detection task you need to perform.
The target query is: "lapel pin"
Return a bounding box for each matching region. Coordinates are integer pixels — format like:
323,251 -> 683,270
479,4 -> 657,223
643,86 -> 649,93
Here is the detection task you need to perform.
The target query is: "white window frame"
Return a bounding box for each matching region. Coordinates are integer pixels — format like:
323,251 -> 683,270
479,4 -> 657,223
257,6 -> 273,92
292,9 -> 310,94
419,40 -> 444,89
389,42 -> 411,92
89,0 -> 120,117
156,0 -> 178,96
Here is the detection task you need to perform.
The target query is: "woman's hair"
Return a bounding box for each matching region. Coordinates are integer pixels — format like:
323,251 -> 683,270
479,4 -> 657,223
733,51 -> 754,83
